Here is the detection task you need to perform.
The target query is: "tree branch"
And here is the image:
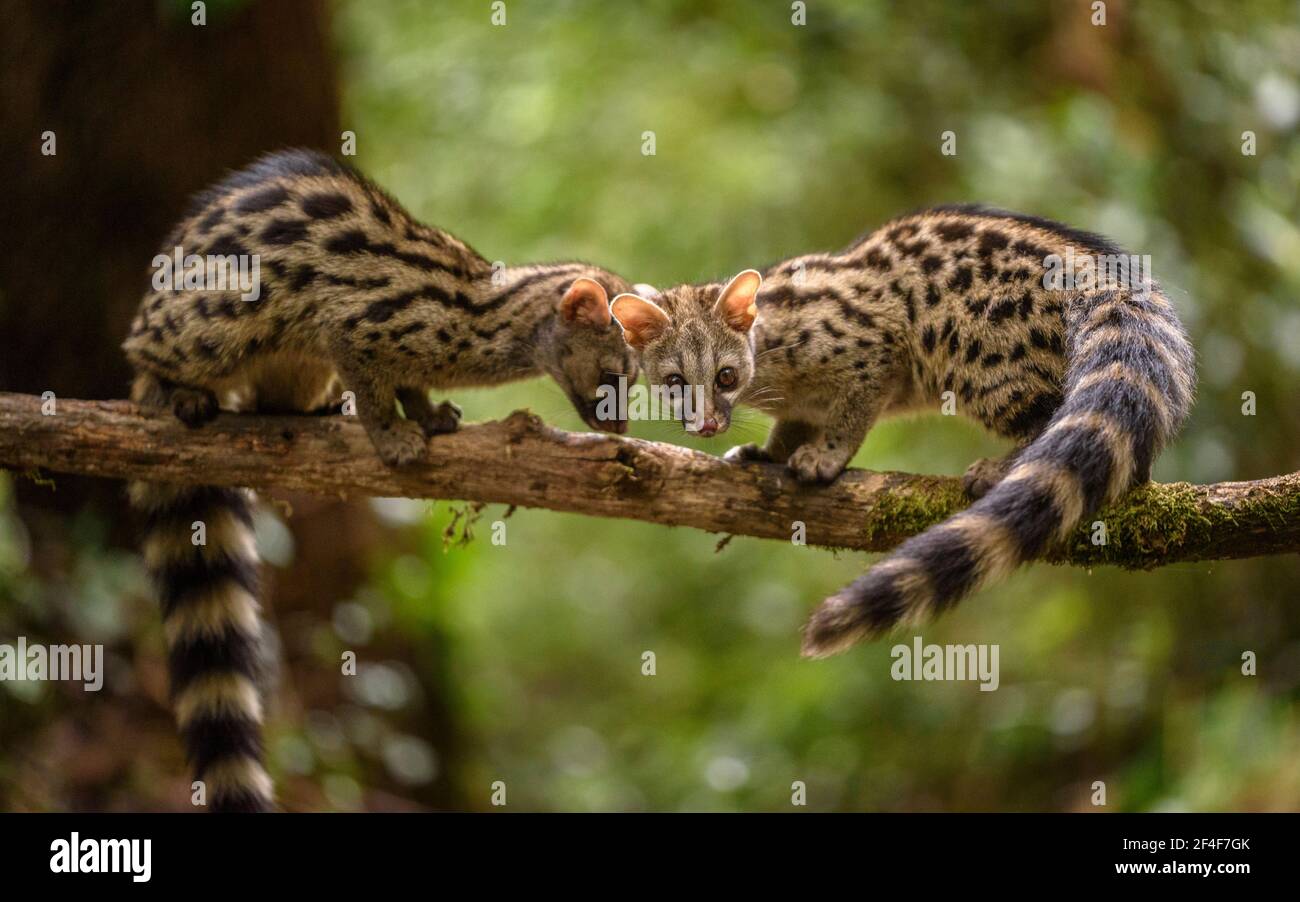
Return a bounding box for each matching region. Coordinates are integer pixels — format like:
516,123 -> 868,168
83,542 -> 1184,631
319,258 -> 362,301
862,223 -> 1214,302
1,391 -> 1297,568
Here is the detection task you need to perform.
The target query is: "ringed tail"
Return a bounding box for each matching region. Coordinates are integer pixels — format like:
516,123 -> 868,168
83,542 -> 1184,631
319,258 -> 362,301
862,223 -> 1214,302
802,284 -> 1196,657
130,373 -> 274,811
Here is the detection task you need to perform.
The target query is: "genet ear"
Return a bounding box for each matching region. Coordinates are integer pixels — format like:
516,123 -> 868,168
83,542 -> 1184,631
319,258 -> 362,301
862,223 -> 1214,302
610,293 -> 671,349
715,269 -> 762,333
559,278 -> 612,328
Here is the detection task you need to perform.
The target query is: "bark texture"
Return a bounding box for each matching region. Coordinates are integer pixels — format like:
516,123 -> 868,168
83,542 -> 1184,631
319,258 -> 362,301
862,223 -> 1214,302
2,392 -> 1298,569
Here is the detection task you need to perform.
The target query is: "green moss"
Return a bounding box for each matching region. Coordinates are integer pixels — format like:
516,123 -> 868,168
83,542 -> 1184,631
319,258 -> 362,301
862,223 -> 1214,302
1056,480 -> 1300,570
856,476 -> 1300,569
1052,483 -> 1212,569
859,479 -> 968,547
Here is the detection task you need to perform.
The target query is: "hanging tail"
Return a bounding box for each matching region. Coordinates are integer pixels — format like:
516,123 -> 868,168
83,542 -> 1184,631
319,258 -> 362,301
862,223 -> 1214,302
802,287 -> 1196,657
129,373 -> 274,811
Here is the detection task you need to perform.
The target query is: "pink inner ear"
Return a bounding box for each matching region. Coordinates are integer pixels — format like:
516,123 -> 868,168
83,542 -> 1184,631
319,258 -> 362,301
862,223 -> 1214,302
717,270 -> 761,332
722,292 -> 757,330
726,295 -> 756,327
562,281 -> 611,327
613,296 -> 669,346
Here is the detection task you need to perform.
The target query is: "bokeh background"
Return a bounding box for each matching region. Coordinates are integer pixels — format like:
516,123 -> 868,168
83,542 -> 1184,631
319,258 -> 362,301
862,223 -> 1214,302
1,0 -> 1298,811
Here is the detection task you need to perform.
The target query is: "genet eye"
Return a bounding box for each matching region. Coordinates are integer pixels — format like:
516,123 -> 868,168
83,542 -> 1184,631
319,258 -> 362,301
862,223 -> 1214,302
665,373 -> 687,389
715,367 -> 738,389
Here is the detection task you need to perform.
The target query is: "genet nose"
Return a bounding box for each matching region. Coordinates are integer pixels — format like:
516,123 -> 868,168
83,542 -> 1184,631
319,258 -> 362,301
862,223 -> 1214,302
697,416 -> 719,437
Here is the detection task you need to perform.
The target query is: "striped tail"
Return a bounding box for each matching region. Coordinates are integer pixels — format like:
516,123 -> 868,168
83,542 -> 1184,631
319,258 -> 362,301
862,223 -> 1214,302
802,286 -> 1196,657
130,374 -> 274,811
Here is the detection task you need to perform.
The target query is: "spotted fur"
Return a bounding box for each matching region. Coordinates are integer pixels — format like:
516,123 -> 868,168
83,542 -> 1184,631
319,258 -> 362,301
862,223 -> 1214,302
613,205 -> 1195,656
125,149 -> 640,809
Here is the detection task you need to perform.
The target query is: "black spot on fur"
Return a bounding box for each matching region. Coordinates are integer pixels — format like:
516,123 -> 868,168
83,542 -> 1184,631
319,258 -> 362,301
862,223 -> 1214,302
261,218 -> 310,246
988,299 -> 1017,324
301,191 -> 354,220
921,325 -> 936,353
885,222 -> 920,243
197,207 -> 226,235
896,238 -> 930,259
935,221 -> 974,242
235,184 -> 291,214
836,299 -> 875,328
948,266 -> 973,292
206,234 -> 249,260
290,264 -> 317,291
390,322 -> 426,340
324,274 -> 391,290
865,249 -> 893,272
324,229 -> 369,254
324,229 -> 449,275
1012,239 -> 1049,259
345,287 -> 429,327
977,230 -> 1010,257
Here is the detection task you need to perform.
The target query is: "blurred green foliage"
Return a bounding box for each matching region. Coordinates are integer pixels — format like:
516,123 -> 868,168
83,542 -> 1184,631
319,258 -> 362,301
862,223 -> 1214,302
328,0 -> 1300,811
3,0 -> 1299,810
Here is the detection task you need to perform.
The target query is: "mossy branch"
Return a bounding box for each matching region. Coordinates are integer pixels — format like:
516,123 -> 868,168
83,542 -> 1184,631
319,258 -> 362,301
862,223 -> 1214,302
0,391 -> 1296,568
